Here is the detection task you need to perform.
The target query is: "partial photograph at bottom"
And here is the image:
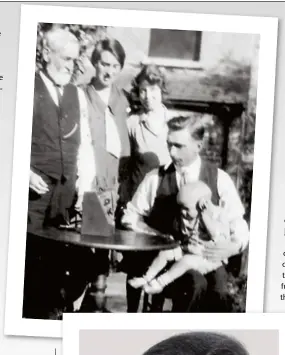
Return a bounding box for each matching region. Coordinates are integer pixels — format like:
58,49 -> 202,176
79,329 -> 278,355
62,314 -> 282,355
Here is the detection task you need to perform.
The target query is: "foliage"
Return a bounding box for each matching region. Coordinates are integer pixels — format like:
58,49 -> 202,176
201,57 -> 251,102
203,58 -> 256,223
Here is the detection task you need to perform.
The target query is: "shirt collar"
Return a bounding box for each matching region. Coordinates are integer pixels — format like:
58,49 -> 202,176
40,70 -> 64,93
180,155 -> 201,174
96,86 -> 111,105
139,105 -> 168,136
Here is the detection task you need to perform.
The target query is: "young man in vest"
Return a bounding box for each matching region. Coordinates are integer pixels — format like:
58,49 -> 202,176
121,114 -> 249,312
23,28 -> 93,319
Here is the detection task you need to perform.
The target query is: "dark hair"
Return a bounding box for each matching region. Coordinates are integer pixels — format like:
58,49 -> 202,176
167,114 -> 206,141
132,64 -> 168,97
91,37 -> 126,68
142,332 -> 249,355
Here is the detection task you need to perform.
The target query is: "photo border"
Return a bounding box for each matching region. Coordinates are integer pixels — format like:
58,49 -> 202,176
63,313 -> 283,355
4,4 -> 278,338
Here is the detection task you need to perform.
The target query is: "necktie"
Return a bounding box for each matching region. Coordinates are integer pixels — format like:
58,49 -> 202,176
43,69 -> 63,107
105,107 -> 122,159
180,169 -> 190,188
54,85 -> 63,108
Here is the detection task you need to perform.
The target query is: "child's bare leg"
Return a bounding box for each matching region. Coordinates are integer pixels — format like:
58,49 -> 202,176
158,255 -> 197,284
144,255 -> 192,294
128,250 -> 172,288
144,254 -> 216,294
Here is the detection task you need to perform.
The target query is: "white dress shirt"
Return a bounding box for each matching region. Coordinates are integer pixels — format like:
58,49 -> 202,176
122,155 -> 249,253
40,71 -> 63,105
96,86 -> 122,159
76,88 -> 96,197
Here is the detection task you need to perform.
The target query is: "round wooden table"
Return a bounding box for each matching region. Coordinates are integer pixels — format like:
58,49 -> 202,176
32,227 -> 178,251
29,227 -> 178,313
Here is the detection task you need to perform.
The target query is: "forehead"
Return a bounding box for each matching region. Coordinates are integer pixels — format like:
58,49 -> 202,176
167,127 -> 195,145
178,193 -> 198,208
55,41 -> 79,59
139,81 -> 160,89
99,50 -> 120,65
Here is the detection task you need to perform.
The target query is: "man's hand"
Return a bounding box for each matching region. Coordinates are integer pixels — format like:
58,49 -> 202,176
198,197 -> 215,215
29,170 -> 49,195
198,197 -> 210,211
200,239 -> 240,262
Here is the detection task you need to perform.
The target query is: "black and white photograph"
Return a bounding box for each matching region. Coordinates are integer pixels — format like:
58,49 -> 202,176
4,5 -> 277,337
62,313 -> 283,355
79,329 -> 278,355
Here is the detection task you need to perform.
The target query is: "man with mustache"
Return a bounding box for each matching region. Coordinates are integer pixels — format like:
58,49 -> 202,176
23,28 -> 93,319
75,38 -> 130,312
122,114 -> 249,312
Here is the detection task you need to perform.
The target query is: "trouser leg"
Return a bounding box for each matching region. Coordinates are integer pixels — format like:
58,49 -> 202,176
22,234 -> 66,319
27,175 -> 54,233
126,274 -> 143,313
204,265 -> 230,312
166,270 -> 208,313
23,233 -> 44,318
124,251 -> 158,312
80,249 -> 110,312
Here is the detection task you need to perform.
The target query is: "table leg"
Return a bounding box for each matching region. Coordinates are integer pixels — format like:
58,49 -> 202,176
91,274 -> 107,312
81,274 -> 108,313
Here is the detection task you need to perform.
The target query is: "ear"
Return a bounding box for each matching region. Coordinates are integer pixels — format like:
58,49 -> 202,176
42,46 -> 50,63
196,140 -> 203,152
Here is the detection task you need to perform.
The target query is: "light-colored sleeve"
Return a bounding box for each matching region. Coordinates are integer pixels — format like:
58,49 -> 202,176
201,205 -> 231,242
76,87 -> 96,197
217,169 -> 249,252
121,169 -> 161,234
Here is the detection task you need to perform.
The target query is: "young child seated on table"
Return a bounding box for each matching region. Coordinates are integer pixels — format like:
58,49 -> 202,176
128,180 -> 230,294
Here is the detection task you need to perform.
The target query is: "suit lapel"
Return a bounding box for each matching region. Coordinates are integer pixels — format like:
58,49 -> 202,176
85,83 -> 129,158
86,84 -> 106,117
109,85 -> 130,157
35,72 -> 61,117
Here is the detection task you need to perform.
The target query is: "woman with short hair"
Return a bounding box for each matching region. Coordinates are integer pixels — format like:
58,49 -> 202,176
120,64 -> 171,312
126,63 -> 171,199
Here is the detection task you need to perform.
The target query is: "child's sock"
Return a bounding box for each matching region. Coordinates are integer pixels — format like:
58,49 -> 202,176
144,279 -> 164,294
156,273 -> 172,288
128,277 -> 147,288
